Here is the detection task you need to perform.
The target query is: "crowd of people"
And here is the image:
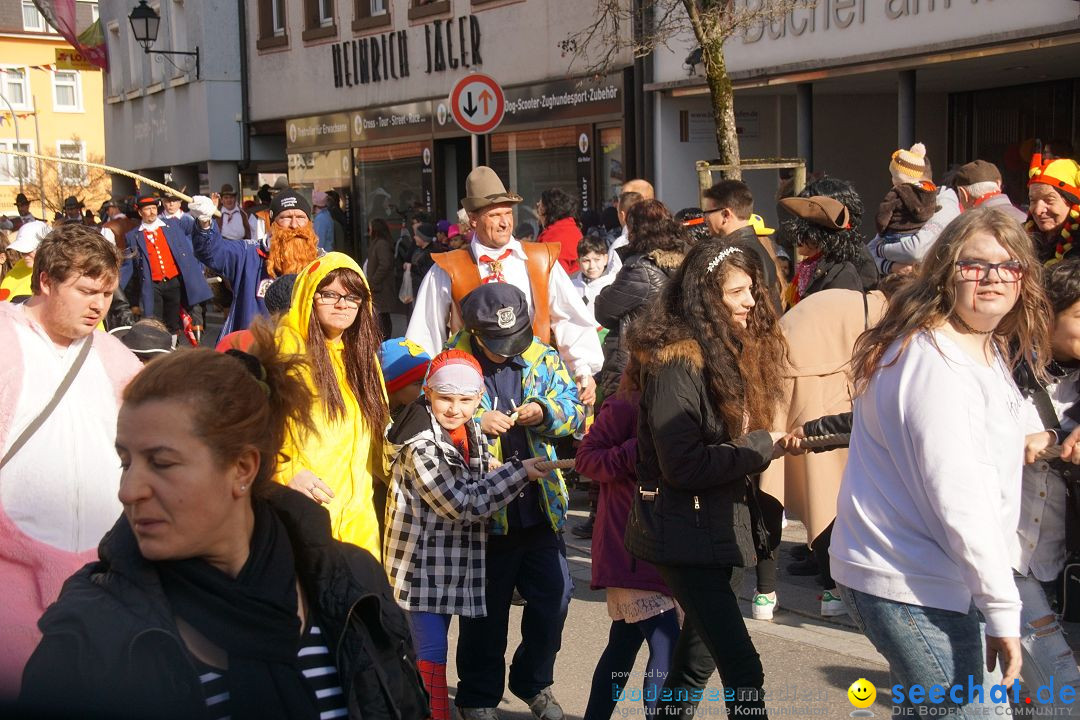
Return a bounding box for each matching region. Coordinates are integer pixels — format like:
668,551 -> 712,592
0,137 -> 1079,720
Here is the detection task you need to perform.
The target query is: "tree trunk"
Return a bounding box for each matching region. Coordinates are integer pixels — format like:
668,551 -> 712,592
701,37 -> 741,179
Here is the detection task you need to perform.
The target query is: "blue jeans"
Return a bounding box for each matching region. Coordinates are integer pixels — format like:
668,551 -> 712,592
837,585 -> 1006,718
1015,574 -> 1080,717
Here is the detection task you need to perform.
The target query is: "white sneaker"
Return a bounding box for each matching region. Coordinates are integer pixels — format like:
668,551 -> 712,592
821,589 -> 848,617
752,592 -> 778,620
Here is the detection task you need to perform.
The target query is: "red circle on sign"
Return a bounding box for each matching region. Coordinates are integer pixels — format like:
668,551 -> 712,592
449,74 -> 505,135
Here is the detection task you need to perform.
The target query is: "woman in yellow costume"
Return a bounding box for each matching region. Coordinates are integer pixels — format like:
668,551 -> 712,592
275,252 -> 389,558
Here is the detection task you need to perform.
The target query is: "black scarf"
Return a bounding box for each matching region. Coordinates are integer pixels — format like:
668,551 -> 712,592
158,501 -> 319,720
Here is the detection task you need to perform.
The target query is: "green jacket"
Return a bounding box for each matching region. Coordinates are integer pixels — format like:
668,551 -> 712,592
448,332 -> 584,534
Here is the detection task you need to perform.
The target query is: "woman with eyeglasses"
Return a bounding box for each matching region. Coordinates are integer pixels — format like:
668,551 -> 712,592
831,207 -> 1053,717
275,253 -> 390,559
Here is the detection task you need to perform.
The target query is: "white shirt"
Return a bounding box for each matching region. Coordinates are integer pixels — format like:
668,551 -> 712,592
830,330 -> 1024,638
570,270 -> 616,308
219,207 -> 249,240
406,236 -> 604,379
138,218 -> 166,233
1013,370 -> 1079,581
0,310 -> 124,552
606,226 -> 628,274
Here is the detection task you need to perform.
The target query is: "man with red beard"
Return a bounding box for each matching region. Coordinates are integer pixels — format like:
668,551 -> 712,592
187,188 -> 320,340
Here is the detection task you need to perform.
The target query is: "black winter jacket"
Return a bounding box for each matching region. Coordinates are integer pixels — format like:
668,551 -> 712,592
594,248 -> 683,395
624,337 -> 775,568
20,486 -> 428,720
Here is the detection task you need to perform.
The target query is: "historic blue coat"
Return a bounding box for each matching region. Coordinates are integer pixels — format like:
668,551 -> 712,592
121,220 -> 213,314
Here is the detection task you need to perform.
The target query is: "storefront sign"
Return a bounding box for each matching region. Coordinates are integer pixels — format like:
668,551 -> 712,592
421,141 -> 434,213
331,15 -> 483,89
286,113 -> 351,151
501,76 -> 622,127
351,101 -> 432,143
576,129 -> 592,214
720,0 -> 1080,75
55,48 -> 98,72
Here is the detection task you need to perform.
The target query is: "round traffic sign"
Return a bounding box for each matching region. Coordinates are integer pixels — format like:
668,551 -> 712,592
449,73 -> 505,135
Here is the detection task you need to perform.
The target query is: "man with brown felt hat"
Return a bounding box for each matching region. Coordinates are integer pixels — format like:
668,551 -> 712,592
406,165 -> 602,405
950,160 -> 1026,223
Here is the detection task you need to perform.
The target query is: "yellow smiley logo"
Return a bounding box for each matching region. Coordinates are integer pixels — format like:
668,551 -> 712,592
847,678 -> 876,709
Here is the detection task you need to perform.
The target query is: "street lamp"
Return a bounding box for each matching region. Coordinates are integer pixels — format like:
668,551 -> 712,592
127,1 -> 200,79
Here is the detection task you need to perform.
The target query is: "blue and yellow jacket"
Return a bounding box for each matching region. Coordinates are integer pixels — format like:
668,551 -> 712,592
447,331 -> 584,535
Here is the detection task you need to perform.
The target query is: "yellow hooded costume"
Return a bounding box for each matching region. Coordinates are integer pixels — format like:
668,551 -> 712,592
275,252 -> 387,558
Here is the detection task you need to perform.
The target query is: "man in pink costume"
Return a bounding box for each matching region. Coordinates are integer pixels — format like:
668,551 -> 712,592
0,223 -> 141,696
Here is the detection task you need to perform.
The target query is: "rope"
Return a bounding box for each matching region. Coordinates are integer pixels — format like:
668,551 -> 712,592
0,149 -> 219,216
533,459 -> 575,472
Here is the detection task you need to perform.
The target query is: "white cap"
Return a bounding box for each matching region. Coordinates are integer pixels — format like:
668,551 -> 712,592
9,220 -> 49,253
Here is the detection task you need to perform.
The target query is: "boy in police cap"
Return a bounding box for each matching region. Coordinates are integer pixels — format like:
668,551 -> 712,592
448,283 -> 583,720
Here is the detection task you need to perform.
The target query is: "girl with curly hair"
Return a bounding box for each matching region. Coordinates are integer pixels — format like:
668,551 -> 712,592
624,239 -> 787,718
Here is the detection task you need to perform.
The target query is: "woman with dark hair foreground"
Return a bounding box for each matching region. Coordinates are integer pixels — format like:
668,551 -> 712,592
625,240 -> 787,718
19,323 -> 428,720
832,207 -> 1051,717
275,253 -> 389,560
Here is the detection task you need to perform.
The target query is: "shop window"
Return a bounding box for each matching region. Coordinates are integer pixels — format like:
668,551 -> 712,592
408,0 -> 450,22
53,70 -> 83,112
257,0 -> 289,50
1,67 -> 31,111
58,141 -> 87,185
599,126 -> 624,209
0,140 -> 34,186
303,0 -> 337,41
354,142 -> 428,257
352,0 -> 390,32
490,127 -> 581,234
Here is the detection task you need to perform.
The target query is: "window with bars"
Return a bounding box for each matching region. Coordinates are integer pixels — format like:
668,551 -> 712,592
53,71 -> 83,111
1,68 -> 31,110
58,142 -> 86,185
0,141 -> 34,185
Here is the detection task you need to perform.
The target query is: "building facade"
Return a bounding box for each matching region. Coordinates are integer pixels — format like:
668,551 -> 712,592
246,0 -> 634,257
648,0 -> 1080,234
0,1 -> 107,218
97,0 -> 263,200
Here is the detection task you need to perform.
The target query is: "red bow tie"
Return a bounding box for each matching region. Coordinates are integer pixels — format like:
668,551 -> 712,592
479,249 -> 512,284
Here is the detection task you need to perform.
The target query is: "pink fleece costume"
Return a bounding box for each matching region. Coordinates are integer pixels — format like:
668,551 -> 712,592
0,302 -> 141,696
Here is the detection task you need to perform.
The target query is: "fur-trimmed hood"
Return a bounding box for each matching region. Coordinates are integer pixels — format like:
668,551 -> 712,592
644,249 -> 685,272
644,337 -> 704,370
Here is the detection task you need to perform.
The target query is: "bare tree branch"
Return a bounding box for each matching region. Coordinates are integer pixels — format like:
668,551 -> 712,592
561,0 -> 813,177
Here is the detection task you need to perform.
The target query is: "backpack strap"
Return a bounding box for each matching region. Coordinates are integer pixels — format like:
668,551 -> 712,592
0,333 -> 94,470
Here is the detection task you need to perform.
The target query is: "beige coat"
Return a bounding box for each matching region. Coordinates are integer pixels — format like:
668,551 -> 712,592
760,288 -> 886,544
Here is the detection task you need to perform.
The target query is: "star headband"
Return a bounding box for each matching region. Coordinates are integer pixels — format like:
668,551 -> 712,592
706,246 -> 743,274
